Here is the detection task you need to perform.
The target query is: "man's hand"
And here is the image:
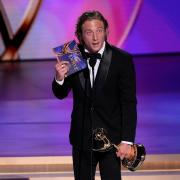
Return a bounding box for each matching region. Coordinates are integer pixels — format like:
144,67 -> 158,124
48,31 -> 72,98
116,143 -> 132,160
55,57 -> 69,81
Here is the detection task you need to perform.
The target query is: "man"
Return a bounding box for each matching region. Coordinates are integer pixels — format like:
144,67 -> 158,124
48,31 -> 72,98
52,10 -> 137,180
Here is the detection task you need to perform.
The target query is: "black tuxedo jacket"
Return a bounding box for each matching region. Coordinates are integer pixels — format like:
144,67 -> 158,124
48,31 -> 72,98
52,42 -> 137,150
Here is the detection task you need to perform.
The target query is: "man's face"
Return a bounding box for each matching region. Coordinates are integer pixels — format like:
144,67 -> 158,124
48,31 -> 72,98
81,19 -> 107,53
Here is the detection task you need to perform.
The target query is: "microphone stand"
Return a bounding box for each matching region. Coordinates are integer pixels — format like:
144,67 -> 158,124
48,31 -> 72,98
77,55 -> 96,180
78,68 -> 90,180
89,58 -> 97,180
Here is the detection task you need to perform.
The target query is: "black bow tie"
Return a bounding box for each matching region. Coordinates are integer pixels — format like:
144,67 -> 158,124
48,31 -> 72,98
85,52 -> 102,60
85,53 -> 102,68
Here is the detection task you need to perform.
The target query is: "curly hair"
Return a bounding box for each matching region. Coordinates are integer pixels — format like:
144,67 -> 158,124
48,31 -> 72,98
75,10 -> 109,44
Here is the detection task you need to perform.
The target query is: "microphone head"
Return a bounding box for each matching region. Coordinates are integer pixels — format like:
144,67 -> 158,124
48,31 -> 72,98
89,58 -> 97,68
86,53 -> 101,68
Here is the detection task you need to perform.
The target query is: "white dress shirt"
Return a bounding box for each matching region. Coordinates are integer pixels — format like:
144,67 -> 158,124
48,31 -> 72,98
85,41 -> 105,87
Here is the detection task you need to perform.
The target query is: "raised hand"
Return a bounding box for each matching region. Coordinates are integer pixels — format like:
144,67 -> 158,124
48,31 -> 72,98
55,56 -> 69,81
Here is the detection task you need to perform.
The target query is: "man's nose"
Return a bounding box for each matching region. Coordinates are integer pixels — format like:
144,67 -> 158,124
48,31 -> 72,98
93,32 -> 98,40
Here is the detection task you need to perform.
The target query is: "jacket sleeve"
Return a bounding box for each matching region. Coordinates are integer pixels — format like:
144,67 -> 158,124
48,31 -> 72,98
52,78 -> 71,99
119,54 -> 137,143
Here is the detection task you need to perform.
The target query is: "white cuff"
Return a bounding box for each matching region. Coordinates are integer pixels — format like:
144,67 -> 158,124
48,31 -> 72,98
121,141 -> 133,145
55,77 -> 64,85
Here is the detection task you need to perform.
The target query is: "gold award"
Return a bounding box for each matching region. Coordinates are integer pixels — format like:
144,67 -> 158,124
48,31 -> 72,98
93,128 -> 146,171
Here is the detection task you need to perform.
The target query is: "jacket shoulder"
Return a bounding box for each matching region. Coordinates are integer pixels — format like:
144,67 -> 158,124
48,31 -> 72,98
110,44 -> 132,58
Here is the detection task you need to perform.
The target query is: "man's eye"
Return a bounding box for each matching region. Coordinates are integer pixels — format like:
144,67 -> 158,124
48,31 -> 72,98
97,29 -> 103,33
86,31 -> 92,35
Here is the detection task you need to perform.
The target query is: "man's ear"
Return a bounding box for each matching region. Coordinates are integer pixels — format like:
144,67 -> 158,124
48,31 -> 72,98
78,35 -> 84,45
105,29 -> 109,40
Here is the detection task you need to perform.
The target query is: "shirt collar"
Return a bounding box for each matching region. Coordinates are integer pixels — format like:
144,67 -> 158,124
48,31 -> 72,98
84,41 -> 106,57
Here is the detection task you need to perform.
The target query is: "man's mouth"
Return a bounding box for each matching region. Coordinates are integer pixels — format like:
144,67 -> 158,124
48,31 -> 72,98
92,42 -> 99,46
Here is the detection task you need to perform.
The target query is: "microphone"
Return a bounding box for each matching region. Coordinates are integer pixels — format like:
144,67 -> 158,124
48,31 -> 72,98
89,58 -> 97,68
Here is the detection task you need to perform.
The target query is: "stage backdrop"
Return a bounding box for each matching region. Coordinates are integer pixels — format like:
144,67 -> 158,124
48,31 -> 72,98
0,0 -> 180,61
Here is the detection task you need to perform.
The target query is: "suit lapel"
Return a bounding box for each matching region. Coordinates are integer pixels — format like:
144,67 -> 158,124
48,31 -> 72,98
94,43 -> 112,94
78,44 -> 91,96
79,68 -> 91,97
